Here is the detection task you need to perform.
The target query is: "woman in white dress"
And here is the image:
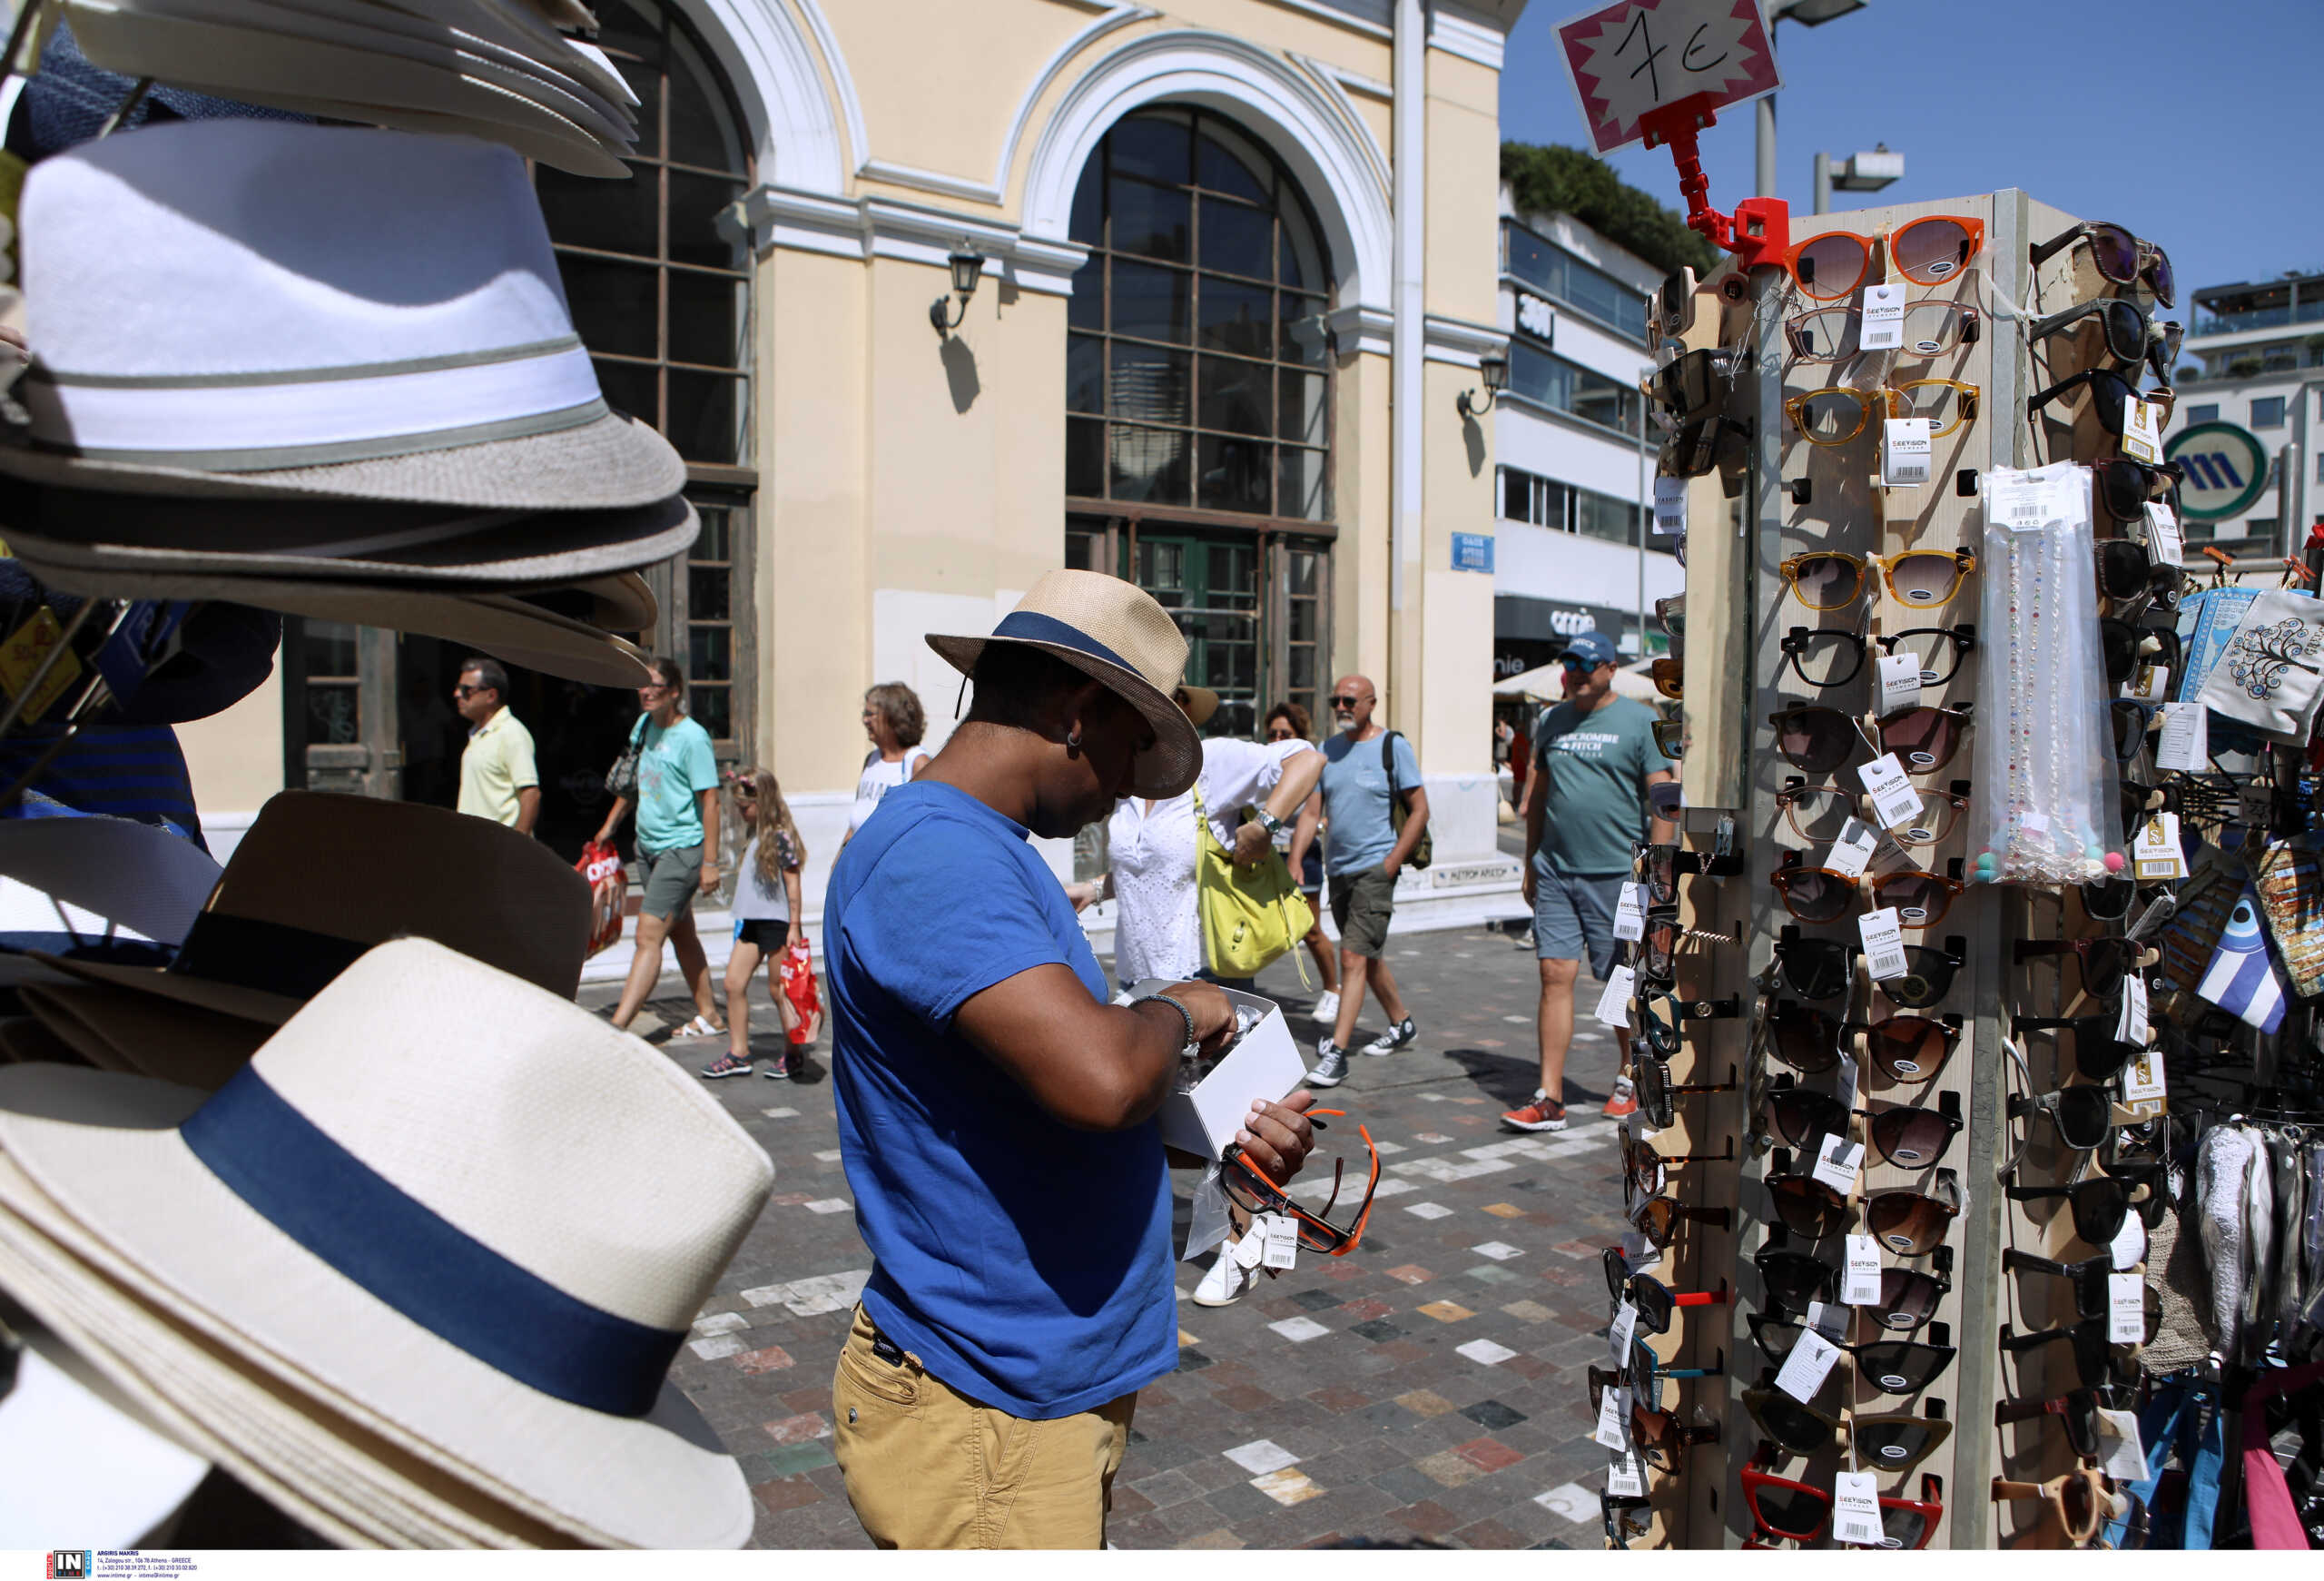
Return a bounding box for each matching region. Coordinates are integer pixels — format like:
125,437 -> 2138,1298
840,682 -> 932,848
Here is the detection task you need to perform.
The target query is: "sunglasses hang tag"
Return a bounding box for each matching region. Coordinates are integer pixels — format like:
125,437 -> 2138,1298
2124,662 -> 2171,705
1881,418 -> 1932,489
1826,818 -> 1879,881
1813,1134 -> 1866,1196
1592,1383 -> 1631,1452
1260,1211 -> 1300,1271
1857,754 -> 1923,832
2110,1213 -> 2148,1274
1857,907 -> 1910,982
1842,1234 -> 1884,1307
2114,972 -> 2152,1047
1604,1448 -> 1646,1499
1652,475 -> 1687,537
1231,1223 -> 1269,1270
2106,1271 -> 2147,1344
2153,703 -> 2207,772
2144,500 -> 2184,568
1774,1326 -> 1843,1404
2118,1042 -> 2168,1107
2131,814 -> 2187,883
2122,397 -> 2164,465
1593,964 -> 1638,1028
1837,1053 -> 1861,1113
2094,1408 -> 2149,1482
1876,653 -> 1924,716
1608,1299 -> 1640,1367
1612,883 -> 1648,943
1858,282 -> 1906,351
1831,1470 -> 1885,1546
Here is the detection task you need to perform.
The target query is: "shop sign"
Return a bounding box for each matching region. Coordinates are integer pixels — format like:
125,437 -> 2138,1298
1452,533 -> 1495,573
2164,421 -> 2271,521
1557,0 -> 1782,156
1514,291 -> 1555,344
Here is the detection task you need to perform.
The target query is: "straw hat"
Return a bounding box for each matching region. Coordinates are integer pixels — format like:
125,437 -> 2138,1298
0,814 -> 223,950
1175,684 -> 1220,727
0,939 -> 773,1546
0,121 -> 682,509
28,792 -> 591,1082
927,568 -> 1201,797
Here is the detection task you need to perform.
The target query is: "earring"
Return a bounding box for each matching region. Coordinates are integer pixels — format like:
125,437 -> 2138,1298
1066,729 -> 1082,750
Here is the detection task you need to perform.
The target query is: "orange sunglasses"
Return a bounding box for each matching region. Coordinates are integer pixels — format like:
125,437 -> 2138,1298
1221,1108 -> 1380,1256
1785,215 -> 1986,301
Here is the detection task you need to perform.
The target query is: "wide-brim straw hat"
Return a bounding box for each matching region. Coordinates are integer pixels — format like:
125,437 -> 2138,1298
0,813 -> 222,950
0,939 -> 773,1546
927,568 -> 1201,798
30,792 -> 591,1081
1175,684 -> 1219,727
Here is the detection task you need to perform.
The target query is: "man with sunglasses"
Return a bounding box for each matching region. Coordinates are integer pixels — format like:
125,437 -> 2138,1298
1307,675 -> 1428,1087
1504,631 -> 1675,1131
451,655 -> 538,835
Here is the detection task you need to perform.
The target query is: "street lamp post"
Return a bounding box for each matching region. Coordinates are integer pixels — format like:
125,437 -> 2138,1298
1813,144 -> 1904,214
1754,0 -> 1871,199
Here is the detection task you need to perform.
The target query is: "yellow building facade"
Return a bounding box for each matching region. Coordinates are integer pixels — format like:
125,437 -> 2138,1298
179,0 -> 1526,932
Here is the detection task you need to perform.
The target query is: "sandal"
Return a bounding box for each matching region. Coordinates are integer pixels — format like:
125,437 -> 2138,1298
675,1014 -> 724,1040
699,1053 -> 753,1080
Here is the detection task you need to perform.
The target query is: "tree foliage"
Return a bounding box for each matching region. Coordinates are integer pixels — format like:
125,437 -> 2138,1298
1499,141 -> 1716,276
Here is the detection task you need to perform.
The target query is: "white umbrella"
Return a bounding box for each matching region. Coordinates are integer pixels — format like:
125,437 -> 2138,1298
1493,659 -> 1661,706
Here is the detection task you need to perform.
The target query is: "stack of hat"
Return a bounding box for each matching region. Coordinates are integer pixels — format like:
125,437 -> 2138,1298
0,936 -> 773,1546
0,117 -> 692,688
62,0 -> 638,176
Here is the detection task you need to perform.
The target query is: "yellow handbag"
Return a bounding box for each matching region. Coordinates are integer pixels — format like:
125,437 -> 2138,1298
1191,783 -> 1315,984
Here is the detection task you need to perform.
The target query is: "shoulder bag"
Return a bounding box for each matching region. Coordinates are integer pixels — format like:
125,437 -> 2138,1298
1382,729 -> 1432,870
1190,783 -> 1315,983
605,715 -> 647,801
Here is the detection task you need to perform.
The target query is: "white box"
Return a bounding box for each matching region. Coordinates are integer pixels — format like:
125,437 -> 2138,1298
1128,978 -> 1310,1159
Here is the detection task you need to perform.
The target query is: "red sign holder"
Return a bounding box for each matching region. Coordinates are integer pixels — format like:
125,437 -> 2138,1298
1637,91 -> 1788,273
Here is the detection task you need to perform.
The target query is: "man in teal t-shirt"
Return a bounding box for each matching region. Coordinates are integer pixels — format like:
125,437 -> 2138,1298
1504,631 -> 1674,1134
596,660 -> 724,1037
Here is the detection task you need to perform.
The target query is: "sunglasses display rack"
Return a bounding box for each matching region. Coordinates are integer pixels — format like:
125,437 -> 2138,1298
1612,190 -> 2211,1552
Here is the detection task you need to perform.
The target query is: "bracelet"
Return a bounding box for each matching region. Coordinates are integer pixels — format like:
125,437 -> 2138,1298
1132,993 -> 1197,1055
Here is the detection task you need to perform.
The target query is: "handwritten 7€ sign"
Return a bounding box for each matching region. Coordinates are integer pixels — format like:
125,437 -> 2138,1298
1556,0 -> 1783,156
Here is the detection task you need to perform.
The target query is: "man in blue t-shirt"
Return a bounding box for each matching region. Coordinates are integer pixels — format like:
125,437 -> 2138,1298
825,572 -> 1316,1548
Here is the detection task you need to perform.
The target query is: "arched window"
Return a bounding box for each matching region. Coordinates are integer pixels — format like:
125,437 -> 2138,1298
1063,108 -> 1334,738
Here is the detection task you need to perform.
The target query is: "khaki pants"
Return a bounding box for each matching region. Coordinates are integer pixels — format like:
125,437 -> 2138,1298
831,1305 -> 1135,1548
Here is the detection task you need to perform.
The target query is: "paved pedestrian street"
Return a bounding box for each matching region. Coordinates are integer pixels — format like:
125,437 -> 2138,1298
585,923 -> 1630,1549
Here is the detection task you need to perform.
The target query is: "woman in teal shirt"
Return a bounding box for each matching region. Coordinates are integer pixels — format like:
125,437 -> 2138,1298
596,658 -> 724,1039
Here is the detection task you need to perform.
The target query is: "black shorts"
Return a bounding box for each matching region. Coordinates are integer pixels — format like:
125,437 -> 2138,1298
734,917 -> 792,952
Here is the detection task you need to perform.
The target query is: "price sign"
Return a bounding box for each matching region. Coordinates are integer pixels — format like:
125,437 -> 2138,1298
1774,1326 -> 1842,1402
1653,474 -> 1688,535
1594,963 -> 1638,1027
1882,418 -> 1933,487
1859,906 -> 1909,981
2126,662 -> 2171,704
2155,703 -> 2208,771
1833,1470 -> 1885,1546
1613,882 -> 1649,942
1858,282 -> 1906,351
1843,1233 -> 1884,1306
1858,753 -> 1924,830
1987,466 -> 2083,532
1555,0 -> 1784,156
2108,1270 -> 2147,1344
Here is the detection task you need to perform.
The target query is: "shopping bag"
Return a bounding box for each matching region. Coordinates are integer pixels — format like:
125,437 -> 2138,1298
779,934 -> 820,1044
576,839 -> 625,959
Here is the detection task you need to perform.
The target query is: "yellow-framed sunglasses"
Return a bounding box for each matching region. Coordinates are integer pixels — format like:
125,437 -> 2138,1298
1778,548 -> 1980,611
1785,380 -> 1981,446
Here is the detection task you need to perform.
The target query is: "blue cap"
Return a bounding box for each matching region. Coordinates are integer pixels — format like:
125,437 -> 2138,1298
1561,630 -> 1620,669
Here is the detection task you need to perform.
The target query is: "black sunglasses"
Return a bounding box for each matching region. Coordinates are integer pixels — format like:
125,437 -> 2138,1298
2004,1175 -> 2146,1246
2100,619 -> 2181,688
2012,1012 -> 2147,1083
1761,1083 -> 1962,1170
1776,625 -> 1978,691
2030,296 -> 2181,376
2030,220 -> 2175,307
2028,365 -> 2171,435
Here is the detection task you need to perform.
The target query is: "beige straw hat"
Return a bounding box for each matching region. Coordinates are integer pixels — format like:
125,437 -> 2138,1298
29,792 -> 591,1083
0,939 -> 773,1546
926,568 -> 1202,797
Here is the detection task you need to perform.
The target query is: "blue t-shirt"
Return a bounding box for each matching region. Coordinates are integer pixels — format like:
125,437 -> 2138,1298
1319,728 -> 1423,876
825,779 -> 1177,1418
633,714 -> 719,854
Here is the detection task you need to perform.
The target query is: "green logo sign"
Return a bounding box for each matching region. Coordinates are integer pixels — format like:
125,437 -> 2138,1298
2163,420 -> 2271,521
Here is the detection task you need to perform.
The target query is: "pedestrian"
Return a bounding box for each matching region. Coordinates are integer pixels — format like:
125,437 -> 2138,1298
1502,630 -> 1675,1132
841,682 -> 932,847
451,655 -> 538,835
699,766 -> 809,1081
595,658 -> 724,1042
823,569 -> 1315,1548
1308,675 -> 1428,1089
1263,701 -> 1341,1023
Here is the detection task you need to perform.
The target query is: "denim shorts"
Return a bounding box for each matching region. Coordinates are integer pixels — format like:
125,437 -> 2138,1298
1533,865 -> 1626,978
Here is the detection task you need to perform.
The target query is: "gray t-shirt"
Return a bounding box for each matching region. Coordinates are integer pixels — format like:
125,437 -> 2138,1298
1531,696 -> 1672,876
1320,728 -> 1422,876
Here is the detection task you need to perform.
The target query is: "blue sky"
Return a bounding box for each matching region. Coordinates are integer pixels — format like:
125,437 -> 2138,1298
1499,0 -> 2323,298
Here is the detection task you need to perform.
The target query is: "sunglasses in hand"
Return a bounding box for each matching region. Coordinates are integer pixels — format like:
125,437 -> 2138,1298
1220,1108 -> 1379,1257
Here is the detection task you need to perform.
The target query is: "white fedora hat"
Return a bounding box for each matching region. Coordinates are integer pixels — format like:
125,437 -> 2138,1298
927,568 -> 1202,797
0,937 -> 773,1546
0,120 -> 683,507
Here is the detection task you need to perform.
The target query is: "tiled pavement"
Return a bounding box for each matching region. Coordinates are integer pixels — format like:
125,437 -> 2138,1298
582,920 -> 1630,1549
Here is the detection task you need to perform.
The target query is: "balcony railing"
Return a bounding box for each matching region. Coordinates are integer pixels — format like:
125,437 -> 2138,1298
2191,299 -> 2324,338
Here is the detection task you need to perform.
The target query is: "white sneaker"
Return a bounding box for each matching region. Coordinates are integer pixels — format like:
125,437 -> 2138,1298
1192,1244 -> 1251,1307
1310,989 -> 1341,1025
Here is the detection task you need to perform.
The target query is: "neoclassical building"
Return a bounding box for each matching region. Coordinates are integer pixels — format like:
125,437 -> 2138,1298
180,0 -> 1526,931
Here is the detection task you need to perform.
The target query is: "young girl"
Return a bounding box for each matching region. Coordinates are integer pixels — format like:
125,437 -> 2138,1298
700,766 -> 811,1081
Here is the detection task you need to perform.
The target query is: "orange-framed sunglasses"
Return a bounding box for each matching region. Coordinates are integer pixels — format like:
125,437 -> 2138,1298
1784,214 -> 1985,301
1221,1108 -> 1379,1256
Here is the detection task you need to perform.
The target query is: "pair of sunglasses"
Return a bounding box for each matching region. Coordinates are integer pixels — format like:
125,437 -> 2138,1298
1766,1159 -> 1961,1254
2118,782 -> 2177,845
1770,933 -> 1963,1009
1778,549 -> 1979,611
1633,841 -> 1740,903
1991,1468 -> 2121,1547
2013,935 -> 2144,1001
1770,857 -> 1963,930
1768,703 -> 1973,775
1620,1131 -> 1730,1207
1636,992 -> 1740,1056
2004,1248 -> 2130,1326
1603,1248 -> 1730,1335
2096,539 -> 2184,607
2108,699 -> 2157,763
2028,366 -> 2174,436
1778,626 -> 1978,691
1784,301 -> 1980,363
2005,1175 -> 2147,1247
2091,457 -> 2182,526
1995,1389 -> 2113,1465
1588,1344 -> 1723,1416
2032,220 -> 2175,306
2013,1012 -> 2149,1085
1220,1107 -> 1378,1256
1787,380 -> 1981,445
2101,619 -> 2181,687
1740,1280 -> 1960,1390
2032,296 -> 2181,377
1659,414 -> 1748,481
1744,1387 -> 1955,1468
1787,214 -> 1984,299
2001,1309 -> 2157,1391
1775,778 -> 1969,849
1748,1262 -> 1955,1346
1761,1085 -> 1962,1170
1634,1052 -> 1737,1132
1743,1462 -> 1944,1548
1647,347 -> 1746,424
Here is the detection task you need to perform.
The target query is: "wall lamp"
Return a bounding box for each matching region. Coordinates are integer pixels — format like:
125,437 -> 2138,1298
930,240 -> 985,335
1458,349 -> 1509,418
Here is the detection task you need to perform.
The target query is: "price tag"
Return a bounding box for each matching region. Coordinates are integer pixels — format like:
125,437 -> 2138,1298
1613,882 -> 1648,943
1881,417 -> 1933,487
1825,817 -> 1880,881
1594,964 -> 1637,1027
1262,1211 -> 1300,1270
2096,1408 -> 2150,1482
2120,1042 -> 2168,1104
1858,906 -> 1909,981
1620,1230 -> 1659,1272
2122,395 -> 2164,464
0,607 -> 82,726
2145,500 -> 2185,567
2115,972 -> 2152,1047
1232,1224 -> 1267,1270
1774,1326 -> 1843,1403
1858,282 -> 1907,351
1803,1299 -> 1839,1337
1833,1470 -> 1885,1546
2108,1270 -> 2147,1343
2154,703 -> 2208,771
1605,1448 -> 1647,1498
2132,814 -> 2188,882
1876,651 -> 1924,714
1593,1383 -> 1630,1451
1858,753 -> 1924,831
1652,475 -> 1687,536
2111,1210 -> 2149,1272
1836,1054 -> 1861,1113
1813,1135 -> 1866,1196
1843,1234 -> 1884,1306
1609,1299 -> 1639,1366
1988,468 -> 2079,531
